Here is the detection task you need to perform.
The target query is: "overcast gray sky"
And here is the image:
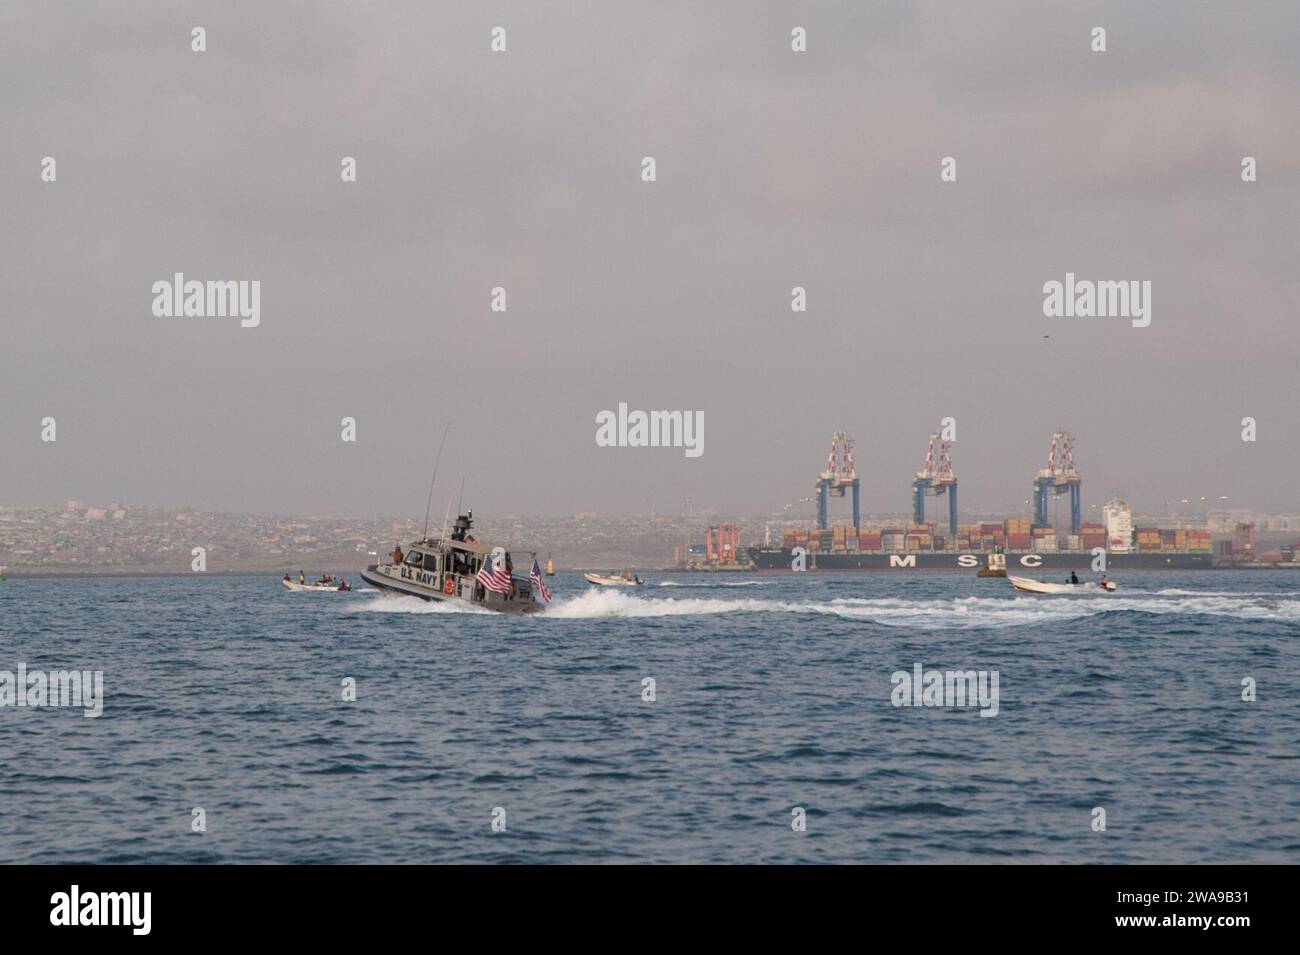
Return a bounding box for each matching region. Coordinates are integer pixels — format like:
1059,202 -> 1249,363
2,1 -> 1298,520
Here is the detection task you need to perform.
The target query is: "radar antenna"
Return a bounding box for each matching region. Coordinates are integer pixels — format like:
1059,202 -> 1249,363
422,422 -> 451,542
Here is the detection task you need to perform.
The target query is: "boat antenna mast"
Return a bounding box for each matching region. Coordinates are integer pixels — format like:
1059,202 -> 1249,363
422,421 -> 451,542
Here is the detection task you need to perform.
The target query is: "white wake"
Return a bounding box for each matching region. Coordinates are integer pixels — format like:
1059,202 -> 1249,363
538,588 -> 1300,629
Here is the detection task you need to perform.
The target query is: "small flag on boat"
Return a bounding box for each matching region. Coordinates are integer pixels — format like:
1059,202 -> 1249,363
530,558 -> 551,602
476,554 -> 511,594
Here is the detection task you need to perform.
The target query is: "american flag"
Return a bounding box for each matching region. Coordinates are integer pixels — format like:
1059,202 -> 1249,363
530,558 -> 551,602
475,553 -> 511,594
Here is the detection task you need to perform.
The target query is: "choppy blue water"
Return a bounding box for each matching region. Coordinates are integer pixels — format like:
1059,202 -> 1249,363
1,571 -> 1297,864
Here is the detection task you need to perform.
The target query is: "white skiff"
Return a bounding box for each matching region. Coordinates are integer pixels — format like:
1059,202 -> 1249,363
282,578 -> 350,592
583,571 -> 644,587
1009,575 -> 1116,594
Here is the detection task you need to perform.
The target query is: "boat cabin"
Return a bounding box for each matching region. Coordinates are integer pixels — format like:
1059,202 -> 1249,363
392,538 -> 532,608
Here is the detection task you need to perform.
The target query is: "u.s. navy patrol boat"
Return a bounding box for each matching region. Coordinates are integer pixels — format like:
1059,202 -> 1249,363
360,511 -> 542,614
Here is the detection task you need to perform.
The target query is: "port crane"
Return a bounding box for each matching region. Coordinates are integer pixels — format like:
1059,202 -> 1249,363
705,523 -> 741,564
1034,431 -> 1082,533
912,431 -> 958,534
816,431 -> 860,529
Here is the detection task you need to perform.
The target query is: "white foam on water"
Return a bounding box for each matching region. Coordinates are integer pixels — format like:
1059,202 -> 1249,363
544,589 -> 782,619
539,588 -> 1300,629
657,580 -> 763,588
1152,588 -> 1277,598
344,594 -> 495,615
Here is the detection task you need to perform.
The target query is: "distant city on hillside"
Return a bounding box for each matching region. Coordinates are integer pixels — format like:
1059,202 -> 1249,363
3,500 -> 1299,575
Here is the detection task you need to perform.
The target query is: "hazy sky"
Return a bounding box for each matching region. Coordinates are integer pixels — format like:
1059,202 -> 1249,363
3,1 -> 1298,520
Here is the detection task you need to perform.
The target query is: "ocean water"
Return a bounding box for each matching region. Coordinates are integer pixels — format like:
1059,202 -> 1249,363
1,570 -> 1297,864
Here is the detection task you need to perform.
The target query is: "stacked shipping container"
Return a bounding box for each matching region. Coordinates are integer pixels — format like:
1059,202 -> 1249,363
778,521 -> 1213,555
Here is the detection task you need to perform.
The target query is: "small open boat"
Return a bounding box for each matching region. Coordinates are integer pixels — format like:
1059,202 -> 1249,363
282,574 -> 350,592
1009,575 -> 1116,594
584,570 -> 644,587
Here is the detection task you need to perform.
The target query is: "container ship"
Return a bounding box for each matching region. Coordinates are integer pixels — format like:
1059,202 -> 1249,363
681,433 -> 1260,572
746,515 -> 1214,571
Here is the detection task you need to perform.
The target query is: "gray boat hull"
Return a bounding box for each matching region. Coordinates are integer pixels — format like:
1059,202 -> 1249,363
360,565 -> 542,614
